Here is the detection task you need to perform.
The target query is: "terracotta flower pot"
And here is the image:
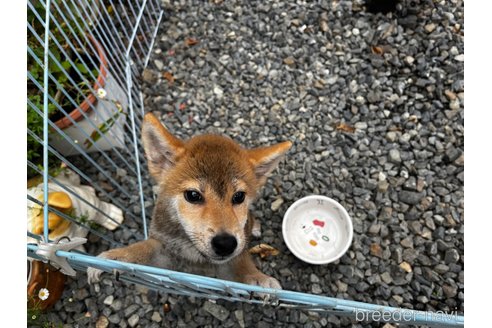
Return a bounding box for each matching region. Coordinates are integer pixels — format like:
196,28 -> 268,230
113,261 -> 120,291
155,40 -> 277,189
53,34 -> 108,130
27,260 -> 66,311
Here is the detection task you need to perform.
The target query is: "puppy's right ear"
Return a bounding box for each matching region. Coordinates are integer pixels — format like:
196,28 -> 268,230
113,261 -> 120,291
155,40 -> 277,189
142,113 -> 185,179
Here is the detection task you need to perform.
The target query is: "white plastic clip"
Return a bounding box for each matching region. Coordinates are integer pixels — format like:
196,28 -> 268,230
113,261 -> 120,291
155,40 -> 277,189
35,236 -> 87,276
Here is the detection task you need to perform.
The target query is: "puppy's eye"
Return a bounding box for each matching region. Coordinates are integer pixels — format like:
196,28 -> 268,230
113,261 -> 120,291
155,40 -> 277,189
232,191 -> 246,205
184,190 -> 204,204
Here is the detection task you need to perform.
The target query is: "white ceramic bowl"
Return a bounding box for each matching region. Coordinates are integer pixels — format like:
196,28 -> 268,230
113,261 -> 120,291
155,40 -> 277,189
282,195 -> 353,265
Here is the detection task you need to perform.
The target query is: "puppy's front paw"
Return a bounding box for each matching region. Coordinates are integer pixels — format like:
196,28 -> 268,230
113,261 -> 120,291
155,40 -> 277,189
87,266 -> 104,284
86,251 -> 117,284
244,273 -> 282,290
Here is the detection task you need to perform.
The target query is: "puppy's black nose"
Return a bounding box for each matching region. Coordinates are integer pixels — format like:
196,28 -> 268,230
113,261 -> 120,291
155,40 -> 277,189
211,234 -> 237,257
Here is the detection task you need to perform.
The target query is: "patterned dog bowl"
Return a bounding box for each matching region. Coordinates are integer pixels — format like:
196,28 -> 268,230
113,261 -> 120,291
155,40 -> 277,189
282,195 -> 353,265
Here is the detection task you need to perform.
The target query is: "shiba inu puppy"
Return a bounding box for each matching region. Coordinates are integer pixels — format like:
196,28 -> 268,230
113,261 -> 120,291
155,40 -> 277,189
87,113 -> 292,289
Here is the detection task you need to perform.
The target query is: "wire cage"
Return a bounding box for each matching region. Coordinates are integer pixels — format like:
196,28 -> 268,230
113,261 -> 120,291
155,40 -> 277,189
26,1 -> 464,327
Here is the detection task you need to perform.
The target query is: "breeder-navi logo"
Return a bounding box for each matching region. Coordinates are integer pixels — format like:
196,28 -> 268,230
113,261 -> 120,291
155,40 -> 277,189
354,308 -> 460,324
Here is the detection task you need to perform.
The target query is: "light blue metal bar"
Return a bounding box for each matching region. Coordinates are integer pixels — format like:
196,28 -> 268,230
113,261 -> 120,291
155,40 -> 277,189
123,0 -> 148,66
139,1 -> 161,62
122,0 -> 151,84
124,0 -> 150,238
125,0 -> 148,59
144,9 -> 164,68
27,231 -> 42,241
42,0 -> 52,243
139,92 -> 146,120
126,65 -> 148,239
25,245 -> 464,328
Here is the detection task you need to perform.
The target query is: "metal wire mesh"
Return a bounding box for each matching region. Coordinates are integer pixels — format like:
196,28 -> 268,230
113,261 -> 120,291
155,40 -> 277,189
26,1 -> 464,327
26,0 -> 162,244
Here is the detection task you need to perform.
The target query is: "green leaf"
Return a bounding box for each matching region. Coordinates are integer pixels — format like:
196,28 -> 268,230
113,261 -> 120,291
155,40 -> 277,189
76,63 -> 89,74
61,61 -> 71,70
84,102 -> 124,149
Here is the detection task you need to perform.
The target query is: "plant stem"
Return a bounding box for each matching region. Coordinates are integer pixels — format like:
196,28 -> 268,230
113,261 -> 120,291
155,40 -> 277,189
54,89 -> 62,105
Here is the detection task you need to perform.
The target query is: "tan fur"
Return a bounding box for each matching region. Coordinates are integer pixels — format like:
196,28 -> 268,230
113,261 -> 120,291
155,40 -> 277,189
87,113 -> 292,290
97,238 -> 162,265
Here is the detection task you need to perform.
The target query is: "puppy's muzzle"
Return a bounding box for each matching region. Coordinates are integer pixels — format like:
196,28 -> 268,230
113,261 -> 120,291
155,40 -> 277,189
211,233 -> 237,257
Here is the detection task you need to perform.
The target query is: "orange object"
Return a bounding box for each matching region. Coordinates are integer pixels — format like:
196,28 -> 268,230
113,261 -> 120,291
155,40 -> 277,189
309,240 -> 318,246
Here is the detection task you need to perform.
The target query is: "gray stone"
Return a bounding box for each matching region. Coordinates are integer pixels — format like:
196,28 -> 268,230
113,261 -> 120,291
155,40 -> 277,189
378,180 -> 390,193
154,59 -> 164,71
399,191 -> 425,205
142,69 -> 158,84
128,314 -> 139,328
336,280 -> 348,293
400,237 -> 413,248
310,273 -> 320,283
103,295 -> 113,306
111,299 -> 123,311
203,301 -> 230,322
124,304 -> 139,317
434,264 -> 450,274
424,23 -> 437,33
445,249 -> 460,264
380,272 -> 393,284
311,284 -> 323,294
386,131 -> 398,142
389,149 -> 401,163
116,168 -> 127,177
442,284 -> 458,298
368,223 -> 381,235
234,310 -> 245,328
367,91 -> 381,103
73,288 -> 89,301
96,316 -> 109,328
108,314 -> 121,324
271,198 -> 284,211
403,177 -> 417,191
379,207 -> 393,220
151,312 -> 161,323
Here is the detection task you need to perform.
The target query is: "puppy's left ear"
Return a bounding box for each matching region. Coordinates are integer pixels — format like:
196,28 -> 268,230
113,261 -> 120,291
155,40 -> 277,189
247,141 -> 292,185
141,113 -> 185,180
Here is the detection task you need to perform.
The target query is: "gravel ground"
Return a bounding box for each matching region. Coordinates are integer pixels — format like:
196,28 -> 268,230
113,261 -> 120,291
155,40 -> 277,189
37,0 -> 464,327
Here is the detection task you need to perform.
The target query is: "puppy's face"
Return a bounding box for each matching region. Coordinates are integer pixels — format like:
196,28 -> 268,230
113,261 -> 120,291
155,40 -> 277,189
163,135 -> 257,263
142,114 -> 291,263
